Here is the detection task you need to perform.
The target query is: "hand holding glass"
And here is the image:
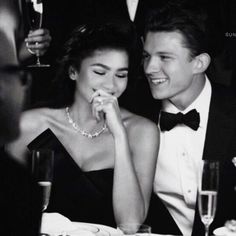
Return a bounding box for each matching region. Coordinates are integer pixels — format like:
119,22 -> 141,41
32,149 -> 54,211
25,0 -> 50,67
198,160 -> 219,236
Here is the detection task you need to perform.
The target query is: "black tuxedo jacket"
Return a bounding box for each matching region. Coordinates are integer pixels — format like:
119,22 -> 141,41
145,83 -> 236,236
0,148 -> 42,236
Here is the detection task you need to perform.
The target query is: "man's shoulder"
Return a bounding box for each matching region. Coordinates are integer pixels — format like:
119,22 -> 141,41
211,82 -> 236,97
211,82 -> 236,108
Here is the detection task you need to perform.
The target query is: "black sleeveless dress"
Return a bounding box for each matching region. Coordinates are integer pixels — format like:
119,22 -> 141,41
27,128 -> 116,227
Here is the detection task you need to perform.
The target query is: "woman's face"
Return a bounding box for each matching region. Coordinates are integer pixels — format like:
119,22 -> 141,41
70,49 -> 129,102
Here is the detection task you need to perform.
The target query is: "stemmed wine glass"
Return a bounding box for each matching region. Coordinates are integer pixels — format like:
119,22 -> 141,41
32,149 -> 54,212
198,160 -> 219,236
25,0 -> 50,67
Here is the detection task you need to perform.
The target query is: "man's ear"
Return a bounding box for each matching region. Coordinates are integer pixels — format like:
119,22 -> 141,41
68,65 -> 78,81
192,53 -> 211,74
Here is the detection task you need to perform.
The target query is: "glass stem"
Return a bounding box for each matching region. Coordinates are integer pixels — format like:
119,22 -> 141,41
36,55 -> 41,66
205,225 -> 209,236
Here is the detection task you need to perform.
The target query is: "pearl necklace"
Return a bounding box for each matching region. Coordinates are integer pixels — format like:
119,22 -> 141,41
65,107 -> 107,138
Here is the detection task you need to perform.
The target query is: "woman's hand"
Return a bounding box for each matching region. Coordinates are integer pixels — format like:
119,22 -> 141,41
25,28 -> 51,56
90,89 -> 124,135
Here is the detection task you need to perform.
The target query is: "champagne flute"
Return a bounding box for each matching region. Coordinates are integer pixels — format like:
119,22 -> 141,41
32,149 -> 54,211
25,0 -> 50,67
198,160 -> 219,236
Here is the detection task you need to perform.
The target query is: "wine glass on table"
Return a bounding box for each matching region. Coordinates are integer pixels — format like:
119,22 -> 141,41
198,160 -> 219,236
32,149 -> 54,212
25,0 -> 50,67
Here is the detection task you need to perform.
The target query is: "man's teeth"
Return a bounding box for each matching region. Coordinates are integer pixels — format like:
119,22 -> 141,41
151,78 -> 167,84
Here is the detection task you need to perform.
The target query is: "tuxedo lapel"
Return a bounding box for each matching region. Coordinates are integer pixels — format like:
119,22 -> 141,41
202,84 -> 236,161
192,84 -> 236,236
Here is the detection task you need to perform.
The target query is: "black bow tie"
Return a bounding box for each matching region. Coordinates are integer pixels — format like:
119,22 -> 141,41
159,109 -> 200,131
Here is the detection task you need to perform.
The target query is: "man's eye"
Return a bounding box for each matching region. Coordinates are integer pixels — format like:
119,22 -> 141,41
94,70 -> 105,75
160,55 -> 172,61
142,53 -> 149,60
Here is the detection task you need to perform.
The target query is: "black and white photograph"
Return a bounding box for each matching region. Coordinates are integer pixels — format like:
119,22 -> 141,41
0,0 -> 236,235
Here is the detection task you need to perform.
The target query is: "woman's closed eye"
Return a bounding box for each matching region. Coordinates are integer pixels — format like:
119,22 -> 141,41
93,70 -> 106,75
116,72 -> 128,79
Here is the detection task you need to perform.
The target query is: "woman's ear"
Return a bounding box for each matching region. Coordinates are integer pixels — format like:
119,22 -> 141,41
68,65 -> 78,81
192,53 -> 211,74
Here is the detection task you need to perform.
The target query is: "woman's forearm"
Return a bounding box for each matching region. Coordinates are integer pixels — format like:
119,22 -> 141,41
112,127 -> 145,225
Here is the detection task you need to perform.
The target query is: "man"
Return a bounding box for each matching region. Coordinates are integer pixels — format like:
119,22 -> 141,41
0,1 -> 42,233
0,65 -> 42,236
142,4 -> 236,236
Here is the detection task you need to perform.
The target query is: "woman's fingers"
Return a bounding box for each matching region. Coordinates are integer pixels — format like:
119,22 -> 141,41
90,89 -> 115,103
92,100 -> 104,121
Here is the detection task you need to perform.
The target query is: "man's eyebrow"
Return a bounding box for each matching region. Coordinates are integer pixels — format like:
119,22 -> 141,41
142,50 -> 149,55
158,51 -> 176,56
143,50 -> 176,56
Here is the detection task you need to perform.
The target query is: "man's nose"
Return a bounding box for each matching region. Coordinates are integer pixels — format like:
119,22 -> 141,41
144,57 -> 161,76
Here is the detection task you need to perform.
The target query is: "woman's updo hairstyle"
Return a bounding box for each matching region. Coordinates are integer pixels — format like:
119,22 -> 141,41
53,20 -> 139,107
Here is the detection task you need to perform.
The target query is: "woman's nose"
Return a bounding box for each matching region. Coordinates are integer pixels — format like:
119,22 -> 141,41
102,75 -> 116,92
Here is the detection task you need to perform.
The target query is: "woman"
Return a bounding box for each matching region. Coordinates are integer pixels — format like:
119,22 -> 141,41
8,22 -> 159,227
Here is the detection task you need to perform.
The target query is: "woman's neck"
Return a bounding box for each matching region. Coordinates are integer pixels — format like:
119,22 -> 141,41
69,100 -> 104,128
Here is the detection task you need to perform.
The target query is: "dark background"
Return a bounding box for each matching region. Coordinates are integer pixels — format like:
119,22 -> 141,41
27,0 -> 236,120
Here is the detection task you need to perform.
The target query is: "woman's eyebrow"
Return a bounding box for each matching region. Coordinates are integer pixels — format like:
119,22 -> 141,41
91,63 -> 110,69
91,63 -> 128,71
117,68 -> 128,72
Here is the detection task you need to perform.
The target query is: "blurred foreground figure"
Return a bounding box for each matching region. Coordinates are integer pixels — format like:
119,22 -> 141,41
0,65 -> 41,236
0,1 -> 42,235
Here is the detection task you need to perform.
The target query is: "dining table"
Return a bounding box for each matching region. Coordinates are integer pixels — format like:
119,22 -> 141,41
41,212 -> 236,236
40,212 -> 181,236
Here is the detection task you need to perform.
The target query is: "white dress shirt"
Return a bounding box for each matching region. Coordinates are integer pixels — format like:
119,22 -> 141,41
126,0 -> 139,21
154,78 -> 212,236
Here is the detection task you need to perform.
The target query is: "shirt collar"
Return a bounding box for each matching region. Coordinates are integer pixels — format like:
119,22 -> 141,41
162,76 -> 212,128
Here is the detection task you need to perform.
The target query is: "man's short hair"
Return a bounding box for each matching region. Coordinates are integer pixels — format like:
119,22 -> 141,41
144,3 -> 209,59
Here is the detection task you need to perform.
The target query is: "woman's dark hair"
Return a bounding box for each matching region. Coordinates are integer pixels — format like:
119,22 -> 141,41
144,2 -> 209,59
51,20 -> 140,107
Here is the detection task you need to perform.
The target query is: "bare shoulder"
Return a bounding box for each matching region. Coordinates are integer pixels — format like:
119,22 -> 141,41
121,109 -> 159,145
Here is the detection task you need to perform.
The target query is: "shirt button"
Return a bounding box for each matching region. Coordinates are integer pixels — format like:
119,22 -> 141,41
188,189 -> 191,193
